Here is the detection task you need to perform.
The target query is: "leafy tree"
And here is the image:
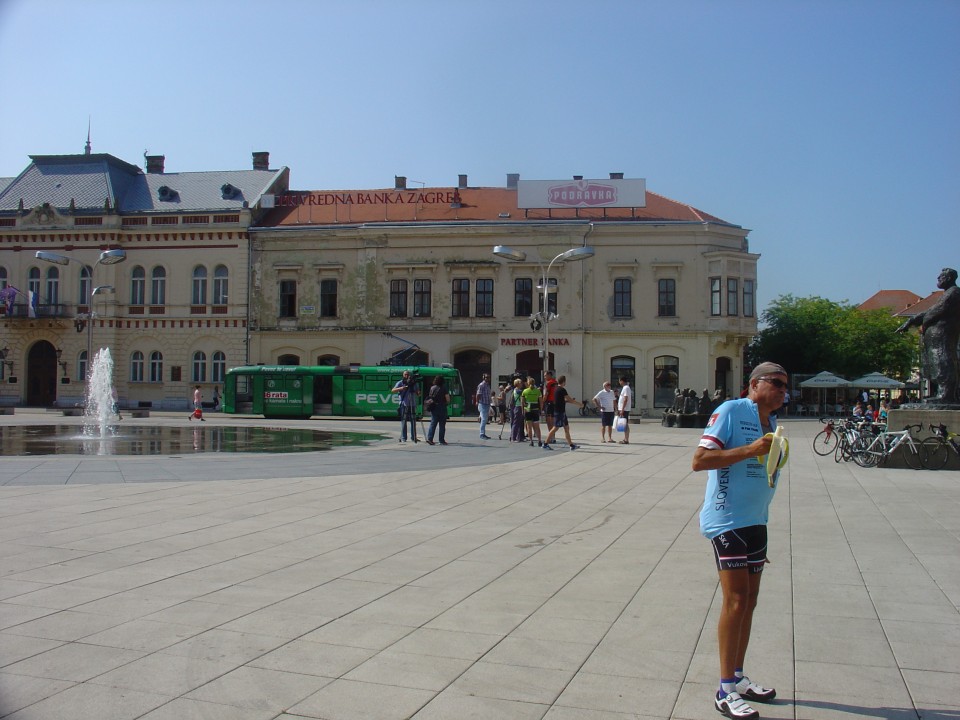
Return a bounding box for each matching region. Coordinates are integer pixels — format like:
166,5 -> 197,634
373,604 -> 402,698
748,294 -> 917,380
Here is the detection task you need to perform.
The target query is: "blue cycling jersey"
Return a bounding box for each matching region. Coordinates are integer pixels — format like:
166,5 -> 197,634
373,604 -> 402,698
698,398 -> 778,539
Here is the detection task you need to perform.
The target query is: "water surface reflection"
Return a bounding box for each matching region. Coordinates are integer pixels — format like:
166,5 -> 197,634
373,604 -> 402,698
0,425 -> 385,456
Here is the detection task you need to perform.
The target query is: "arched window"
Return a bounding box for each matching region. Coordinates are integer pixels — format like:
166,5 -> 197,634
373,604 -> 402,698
654,355 -> 680,408
0,266 -> 7,291
212,351 -> 226,382
150,267 -> 166,305
213,265 -> 228,305
192,351 -> 207,382
611,355 -> 636,409
277,354 -> 300,366
79,267 -> 91,304
149,351 -> 163,383
78,350 -> 88,381
130,351 -> 144,382
192,266 -> 208,305
27,267 -> 40,296
130,266 -> 145,305
43,267 -> 59,307
317,354 -> 340,366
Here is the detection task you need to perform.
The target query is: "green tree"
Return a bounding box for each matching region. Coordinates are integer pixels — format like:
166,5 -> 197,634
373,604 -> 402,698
748,295 -> 917,380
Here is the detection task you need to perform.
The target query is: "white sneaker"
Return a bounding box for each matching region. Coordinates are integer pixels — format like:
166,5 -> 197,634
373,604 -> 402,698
715,691 -> 759,719
736,677 -> 776,702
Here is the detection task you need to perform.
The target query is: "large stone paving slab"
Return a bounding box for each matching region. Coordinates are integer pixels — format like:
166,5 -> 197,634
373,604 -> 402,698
0,414 -> 957,719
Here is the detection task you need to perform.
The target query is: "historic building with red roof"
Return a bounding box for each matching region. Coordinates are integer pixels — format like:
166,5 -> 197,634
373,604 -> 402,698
249,173 -> 759,412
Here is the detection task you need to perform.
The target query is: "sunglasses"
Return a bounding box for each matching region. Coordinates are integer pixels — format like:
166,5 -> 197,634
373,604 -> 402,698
758,377 -> 788,390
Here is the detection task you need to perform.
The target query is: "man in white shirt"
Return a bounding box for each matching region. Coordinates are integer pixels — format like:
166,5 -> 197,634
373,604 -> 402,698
617,376 -> 633,444
593,381 -> 617,443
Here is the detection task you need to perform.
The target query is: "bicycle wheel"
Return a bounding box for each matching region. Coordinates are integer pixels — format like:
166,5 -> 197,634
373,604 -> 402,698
921,437 -> 949,470
813,429 -> 839,456
901,442 -> 924,470
852,437 -> 880,467
836,434 -> 854,462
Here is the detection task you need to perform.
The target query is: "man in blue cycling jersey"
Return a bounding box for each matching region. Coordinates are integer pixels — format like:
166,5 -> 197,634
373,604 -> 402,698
692,361 -> 787,720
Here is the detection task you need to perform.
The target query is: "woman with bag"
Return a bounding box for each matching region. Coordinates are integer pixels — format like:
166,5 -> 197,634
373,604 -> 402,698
425,375 -> 450,445
509,378 -> 525,442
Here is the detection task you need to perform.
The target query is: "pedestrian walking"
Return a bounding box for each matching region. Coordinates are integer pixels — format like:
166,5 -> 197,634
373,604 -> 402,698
593,380 -> 616,443
476,374 -> 492,439
542,375 -> 579,450
691,361 -> 787,720
542,370 -> 558,438
617,376 -> 632,444
188,385 -> 205,421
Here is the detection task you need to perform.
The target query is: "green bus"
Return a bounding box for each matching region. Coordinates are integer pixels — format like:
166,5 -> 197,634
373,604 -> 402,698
222,364 -> 464,419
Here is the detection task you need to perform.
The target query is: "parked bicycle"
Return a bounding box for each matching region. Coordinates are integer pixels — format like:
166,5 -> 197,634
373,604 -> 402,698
851,423 -> 923,469
578,401 -> 600,418
813,417 -> 839,456
920,423 -> 960,471
833,418 -> 874,464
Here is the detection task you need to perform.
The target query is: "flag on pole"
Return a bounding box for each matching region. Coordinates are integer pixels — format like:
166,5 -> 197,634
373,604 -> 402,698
0,286 -> 18,315
27,290 -> 38,318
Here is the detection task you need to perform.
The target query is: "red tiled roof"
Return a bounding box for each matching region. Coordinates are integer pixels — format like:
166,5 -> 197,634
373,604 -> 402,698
858,290 -> 922,312
257,187 -> 735,227
893,291 -> 943,317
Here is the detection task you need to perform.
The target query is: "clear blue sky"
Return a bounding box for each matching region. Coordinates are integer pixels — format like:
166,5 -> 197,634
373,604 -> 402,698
1,0 -> 957,314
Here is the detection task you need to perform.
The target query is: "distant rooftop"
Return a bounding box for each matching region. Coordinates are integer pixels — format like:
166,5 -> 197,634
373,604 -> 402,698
858,290 -> 923,313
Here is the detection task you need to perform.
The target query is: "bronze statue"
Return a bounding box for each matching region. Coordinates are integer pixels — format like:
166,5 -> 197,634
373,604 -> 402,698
897,268 -> 960,403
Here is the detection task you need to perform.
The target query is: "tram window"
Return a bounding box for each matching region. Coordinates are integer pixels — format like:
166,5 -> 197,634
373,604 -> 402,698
236,376 -> 251,401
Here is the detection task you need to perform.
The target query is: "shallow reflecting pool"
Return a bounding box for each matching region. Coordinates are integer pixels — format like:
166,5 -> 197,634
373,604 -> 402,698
0,425 -> 387,456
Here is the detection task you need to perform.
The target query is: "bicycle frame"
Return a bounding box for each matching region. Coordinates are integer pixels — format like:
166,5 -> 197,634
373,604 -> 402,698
853,424 -> 922,468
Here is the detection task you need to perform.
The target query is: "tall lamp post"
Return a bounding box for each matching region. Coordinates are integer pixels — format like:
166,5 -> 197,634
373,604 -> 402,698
492,245 -> 595,375
36,249 -> 127,377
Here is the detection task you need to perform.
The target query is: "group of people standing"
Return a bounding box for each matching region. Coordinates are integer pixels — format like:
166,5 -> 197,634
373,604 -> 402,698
391,370 -> 453,445
496,371 -> 580,450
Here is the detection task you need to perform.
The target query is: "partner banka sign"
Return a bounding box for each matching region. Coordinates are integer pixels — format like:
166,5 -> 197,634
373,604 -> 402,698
517,179 -> 646,209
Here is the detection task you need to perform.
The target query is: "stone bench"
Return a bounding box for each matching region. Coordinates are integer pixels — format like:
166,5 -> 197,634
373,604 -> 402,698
128,409 -> 150,418
62,408 -> 84,417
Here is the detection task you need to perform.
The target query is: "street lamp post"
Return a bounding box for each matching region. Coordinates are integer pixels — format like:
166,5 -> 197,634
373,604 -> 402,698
492,244 -> 595,375
36,249 -> 127,378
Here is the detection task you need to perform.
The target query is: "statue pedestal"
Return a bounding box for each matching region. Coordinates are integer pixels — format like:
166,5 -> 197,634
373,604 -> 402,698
886,408 -> 960,471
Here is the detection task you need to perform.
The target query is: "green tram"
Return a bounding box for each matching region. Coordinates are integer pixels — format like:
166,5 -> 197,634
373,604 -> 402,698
222,364 -> 464,419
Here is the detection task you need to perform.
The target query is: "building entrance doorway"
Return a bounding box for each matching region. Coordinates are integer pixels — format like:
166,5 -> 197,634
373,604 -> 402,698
453,349 -> 491,414
515,349 -> 553,384
26,340 -> 58,407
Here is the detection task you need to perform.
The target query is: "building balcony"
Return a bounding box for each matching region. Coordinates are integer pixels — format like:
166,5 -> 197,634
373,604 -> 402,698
0,302 -> 70,318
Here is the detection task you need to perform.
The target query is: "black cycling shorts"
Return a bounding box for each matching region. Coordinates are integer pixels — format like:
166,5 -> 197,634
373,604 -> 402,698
710,525 -> 767,573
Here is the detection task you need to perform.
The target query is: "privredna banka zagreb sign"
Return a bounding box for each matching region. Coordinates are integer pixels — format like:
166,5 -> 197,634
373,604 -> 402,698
501,338 -> 571,346
273,191 -> 458,207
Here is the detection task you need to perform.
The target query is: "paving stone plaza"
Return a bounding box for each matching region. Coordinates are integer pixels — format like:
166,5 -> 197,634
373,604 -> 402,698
0,412 -> 957,719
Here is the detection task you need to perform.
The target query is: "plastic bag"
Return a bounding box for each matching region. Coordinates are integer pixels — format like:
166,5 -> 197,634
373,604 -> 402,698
615,416 -> 627,432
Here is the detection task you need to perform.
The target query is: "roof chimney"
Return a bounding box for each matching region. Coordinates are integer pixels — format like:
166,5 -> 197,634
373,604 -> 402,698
458,174 -> 468,188
395,176 -> 407,190
252,151 -> 270,170
506,173 -> 519,189
609,172 -> 624,179
145,155 -> 165,174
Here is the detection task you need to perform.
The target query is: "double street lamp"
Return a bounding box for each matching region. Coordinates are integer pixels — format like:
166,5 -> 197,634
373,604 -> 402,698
492,245 -> 595,374
35,249 -> 127,378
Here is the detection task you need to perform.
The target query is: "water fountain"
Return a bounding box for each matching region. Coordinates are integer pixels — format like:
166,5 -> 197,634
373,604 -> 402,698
0,347 -> 385,456
83,346 -> 117,441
